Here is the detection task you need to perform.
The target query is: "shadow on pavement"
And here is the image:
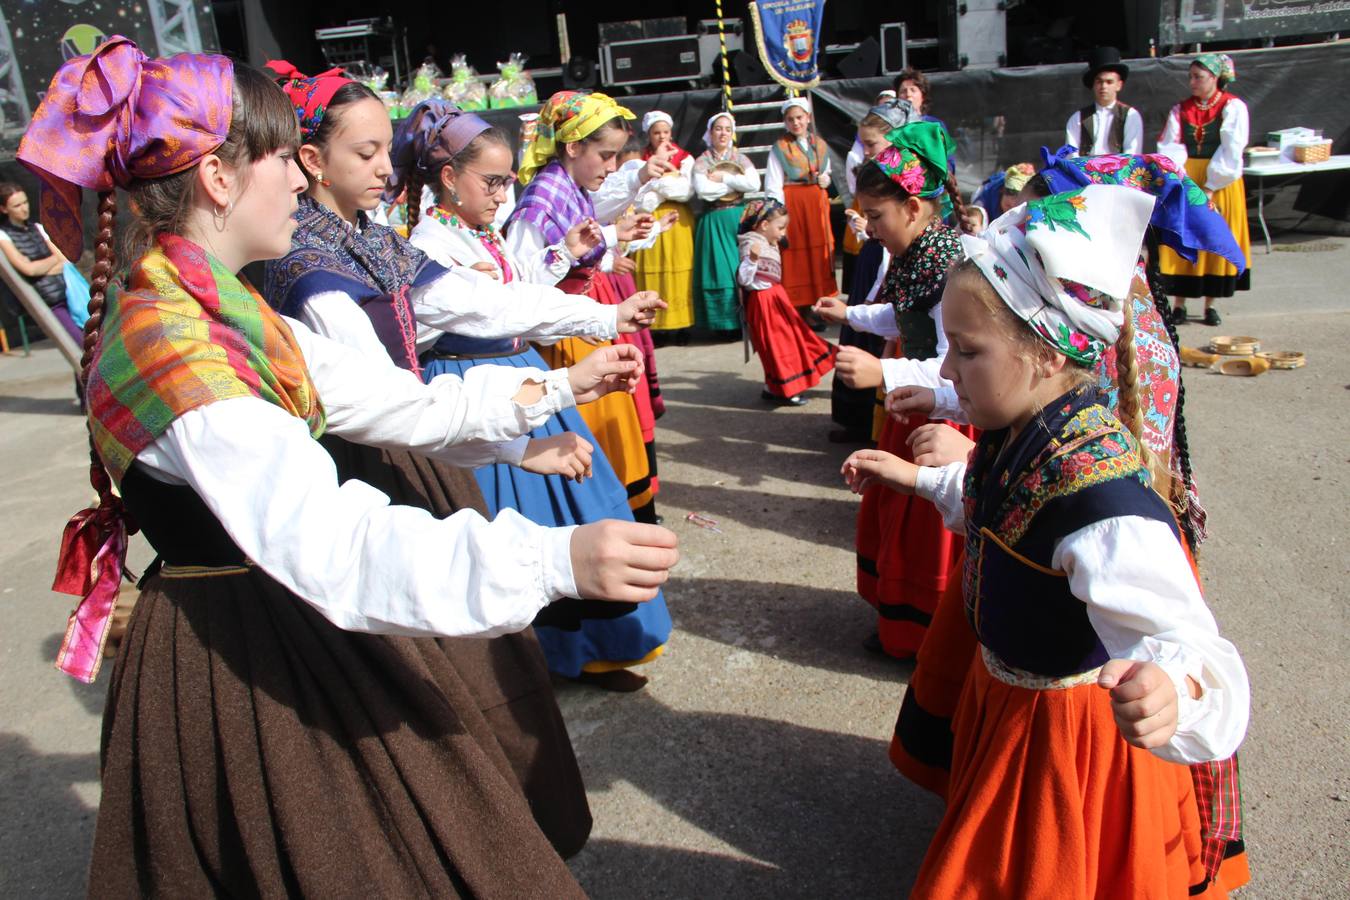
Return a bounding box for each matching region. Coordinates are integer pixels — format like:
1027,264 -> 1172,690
0,731 -> 97,898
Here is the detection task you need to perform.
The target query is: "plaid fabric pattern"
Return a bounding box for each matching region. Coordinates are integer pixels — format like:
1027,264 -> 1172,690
1190,754 -> 1245,880
508,160 -> 606,268
87,234 -> 325,484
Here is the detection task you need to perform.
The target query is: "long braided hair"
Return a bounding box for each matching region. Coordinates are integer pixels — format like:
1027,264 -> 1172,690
78,191 -> 119,513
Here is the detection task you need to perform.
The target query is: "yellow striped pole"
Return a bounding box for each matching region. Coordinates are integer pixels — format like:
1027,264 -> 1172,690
714,0 -> 734,139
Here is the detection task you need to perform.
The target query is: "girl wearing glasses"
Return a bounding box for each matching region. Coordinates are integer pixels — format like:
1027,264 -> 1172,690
398,99 -> 675,689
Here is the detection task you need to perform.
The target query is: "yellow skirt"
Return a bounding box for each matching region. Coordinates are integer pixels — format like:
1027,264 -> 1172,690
1158,158 -> 1251,299
634,201 -> 696,331
533,337 -> 654,512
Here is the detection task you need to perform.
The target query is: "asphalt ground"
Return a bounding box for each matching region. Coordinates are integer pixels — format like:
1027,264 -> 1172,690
1,234 -> 1346,897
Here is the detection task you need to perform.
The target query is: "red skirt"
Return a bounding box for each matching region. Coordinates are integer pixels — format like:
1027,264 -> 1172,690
743,283 -> 836,397
856,413 -> 975,658
910,652 -> 1224,899
781,183 -> 836,306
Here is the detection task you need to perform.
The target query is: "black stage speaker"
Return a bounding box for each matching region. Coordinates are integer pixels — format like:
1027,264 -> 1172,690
732,49 -> 769,86
563,56 -> 598,90
836,36 -> 880,79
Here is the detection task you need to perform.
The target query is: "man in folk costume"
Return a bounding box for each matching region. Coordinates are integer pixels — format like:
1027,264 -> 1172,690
1064,47 -> 1144,157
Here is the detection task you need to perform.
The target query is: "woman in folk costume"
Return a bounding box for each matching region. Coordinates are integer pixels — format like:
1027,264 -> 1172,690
886,153 -> 1251,894
21,39 -> 678,894
765,96 -> 837,307
632,109 -> 696,335
843,184 -> 1249,899
262,72 -> 669,708
812,120 -> 972,660
830,98 -> 915,444
692,111 -> 761,335
736,199 -> 837,405
507,90 -> 665,525
1157,53 -> 1251,327
398,99 -> 674,688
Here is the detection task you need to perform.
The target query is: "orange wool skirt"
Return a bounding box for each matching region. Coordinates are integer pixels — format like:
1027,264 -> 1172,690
856,412 -> 975,659
780,183 -> 836,306
910,651 -> 1225,900
536,270 -> 654,513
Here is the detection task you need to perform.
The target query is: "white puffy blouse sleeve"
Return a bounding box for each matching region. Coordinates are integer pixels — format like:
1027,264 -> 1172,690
504,219 -> 576,287
914,460 -> 967,532
1064,110 -> 1083,155
1205,98 -> 1248,191
1054,517 -> 1250,764
590,162 -> 645,223
135,397 -> 577,638
694,161 -> 729,202
412,267 -> 617,343
764,151 -> 786,203
725,159 -> 762,195
1156,104 -> 1187,168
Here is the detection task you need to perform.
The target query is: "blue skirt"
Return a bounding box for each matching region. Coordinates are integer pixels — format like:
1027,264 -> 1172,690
423,347 -> 672,677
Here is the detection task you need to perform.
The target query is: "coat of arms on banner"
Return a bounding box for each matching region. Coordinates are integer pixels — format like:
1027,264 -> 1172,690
784,18 -> 814,63
748,0 -> 827,90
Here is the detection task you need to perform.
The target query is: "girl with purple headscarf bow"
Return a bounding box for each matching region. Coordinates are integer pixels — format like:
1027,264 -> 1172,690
19,36 -> 680,897
396,99 -> 675,684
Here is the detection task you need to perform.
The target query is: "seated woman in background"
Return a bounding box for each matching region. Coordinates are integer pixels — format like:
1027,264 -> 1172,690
0,181 -> 88,342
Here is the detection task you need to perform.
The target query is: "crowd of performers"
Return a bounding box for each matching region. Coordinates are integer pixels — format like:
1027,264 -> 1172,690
19,34 -> 1255,897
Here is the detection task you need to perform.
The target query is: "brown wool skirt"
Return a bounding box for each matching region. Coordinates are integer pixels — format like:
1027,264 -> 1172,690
93,566 -> 587,899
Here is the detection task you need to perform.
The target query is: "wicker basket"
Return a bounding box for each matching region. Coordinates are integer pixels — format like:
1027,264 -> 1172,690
1293,141 -> 1332,164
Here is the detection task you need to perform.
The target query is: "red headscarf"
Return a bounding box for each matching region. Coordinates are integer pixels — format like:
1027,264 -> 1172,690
265,59 -> 354,142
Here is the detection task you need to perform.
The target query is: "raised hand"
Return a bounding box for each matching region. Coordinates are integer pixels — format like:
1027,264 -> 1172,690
565,217 -> 605,259
617,211 -> 656,244
811,296 -> 848,325
570,520 -> 680,602
640,154 -> 677,184
834,346 -> 883,389
885,385 -> 936,424
840,448 -> 919,496
612,254 -> 637,276
616,290 -> 666,332
1098,659 -> 1184,751
567,342 -> 644,402
907,423 -> 975,467
520,433 -> 594,482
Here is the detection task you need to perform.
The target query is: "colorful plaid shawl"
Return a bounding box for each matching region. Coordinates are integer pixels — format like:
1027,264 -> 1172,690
87,233 -> 325,486
508,159 -> 606,268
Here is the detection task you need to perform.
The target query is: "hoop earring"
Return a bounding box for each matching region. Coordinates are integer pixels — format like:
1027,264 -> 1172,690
212,200 -> 233,232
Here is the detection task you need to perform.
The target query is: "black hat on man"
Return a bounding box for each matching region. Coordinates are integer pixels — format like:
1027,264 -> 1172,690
1082,47 -> 1129,88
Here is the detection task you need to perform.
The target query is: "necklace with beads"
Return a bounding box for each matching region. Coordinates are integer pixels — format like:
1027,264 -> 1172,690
426,205 -> 502,245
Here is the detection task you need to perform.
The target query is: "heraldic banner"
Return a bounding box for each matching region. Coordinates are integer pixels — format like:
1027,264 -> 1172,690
748,0 -> 828,90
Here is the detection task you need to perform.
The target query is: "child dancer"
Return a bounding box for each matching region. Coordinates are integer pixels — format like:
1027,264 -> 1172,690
21,39 -> 677,894
507,91 -> 664,524
813,120 -> 971,660
634,110 -> 697,336
693,111 -> 760,336
397,99 -> 674,689
843,183 -> 1249,898
736,199 -> 836,406
765,97 -> 836,308
831,98 -> 915,443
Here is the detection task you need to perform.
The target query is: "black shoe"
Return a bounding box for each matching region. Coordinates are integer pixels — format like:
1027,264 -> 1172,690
827,428 -> 868,444
761,390 -> 806,406
1169,306 -> 1188,326
1202,307 -> 1222,327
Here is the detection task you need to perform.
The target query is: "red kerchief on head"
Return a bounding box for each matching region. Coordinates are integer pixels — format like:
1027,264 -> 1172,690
17,35 -> 234,261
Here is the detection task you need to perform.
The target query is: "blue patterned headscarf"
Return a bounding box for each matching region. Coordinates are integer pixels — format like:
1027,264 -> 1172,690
1038,146 -> 1246,272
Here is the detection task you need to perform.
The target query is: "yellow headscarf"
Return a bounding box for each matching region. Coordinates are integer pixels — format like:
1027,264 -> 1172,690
518,90 -> 636,184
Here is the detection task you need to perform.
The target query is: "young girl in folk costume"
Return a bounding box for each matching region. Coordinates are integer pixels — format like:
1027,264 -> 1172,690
508,91 -> 666,525
736,199 -> 837,406
1157,53 -> 1251,327
263,72 -> 667,705
397,99 -> 674,689
633,109 -> 697,335
693,111 -> 761,335
887,153 -> 1251,893
765,97 -> 837,307
830,98 -> 915,443
844,183 -> 1249,899
21,38 -> 678,894
813,120 -> 972,660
